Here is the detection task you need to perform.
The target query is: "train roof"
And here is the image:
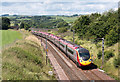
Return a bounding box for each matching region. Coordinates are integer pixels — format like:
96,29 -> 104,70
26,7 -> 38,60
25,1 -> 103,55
78,48 -> 89,53
34,31 -> 84,50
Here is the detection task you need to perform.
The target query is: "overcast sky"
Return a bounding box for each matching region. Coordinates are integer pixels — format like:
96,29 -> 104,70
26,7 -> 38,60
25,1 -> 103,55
0,0 -> 119,15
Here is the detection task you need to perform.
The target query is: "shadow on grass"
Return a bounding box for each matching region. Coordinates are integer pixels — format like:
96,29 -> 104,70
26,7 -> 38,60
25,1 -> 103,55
81,63 -> 98,70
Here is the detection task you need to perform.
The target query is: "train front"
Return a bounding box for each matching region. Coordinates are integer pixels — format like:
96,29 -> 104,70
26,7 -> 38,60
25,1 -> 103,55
77,48 -> 92,67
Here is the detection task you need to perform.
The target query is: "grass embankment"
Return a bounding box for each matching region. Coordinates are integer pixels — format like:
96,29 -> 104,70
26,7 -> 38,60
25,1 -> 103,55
2,30 -> 56,80
1,30 -> 22,47
47,29 -> 119,80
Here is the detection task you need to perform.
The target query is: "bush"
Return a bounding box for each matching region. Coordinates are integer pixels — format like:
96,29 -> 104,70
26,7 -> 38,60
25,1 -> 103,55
28,29 -> 31,32
97,50 -> 102,59
75,40 -> 78,44
96,44 -> 101,49
104,51 -> 114,61
48,29 -> 51,32
113,58 -> 120,68
57,22 -> 68,28
58,27 -> 67,33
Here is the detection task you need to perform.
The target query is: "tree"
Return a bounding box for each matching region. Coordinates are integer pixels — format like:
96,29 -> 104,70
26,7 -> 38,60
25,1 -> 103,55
72,8 -> 119,46
20,22 -> 30,30
20,22 -> 24,29
24,23 -> 30,30
57,21 -> 68,28
73,14 -> 78,17
2,17 -> 10,30
73,15 -> 91,38
105,26 -> 119,46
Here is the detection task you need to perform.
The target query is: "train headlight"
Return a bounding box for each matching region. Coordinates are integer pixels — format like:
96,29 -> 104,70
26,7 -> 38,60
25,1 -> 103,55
89,59 -> 92,62
79,59 -> 82,62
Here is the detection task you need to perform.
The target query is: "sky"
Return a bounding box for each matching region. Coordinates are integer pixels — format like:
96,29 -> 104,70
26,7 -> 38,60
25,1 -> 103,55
0,0 -> 119,15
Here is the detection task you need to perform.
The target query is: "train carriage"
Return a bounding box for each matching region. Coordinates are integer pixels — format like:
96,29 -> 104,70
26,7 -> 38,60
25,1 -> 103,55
39,32 -> 42,37
54,36 -> 60,47
47,33 -> 51,40
59,41 -> 66,52
32,30 -> 93,67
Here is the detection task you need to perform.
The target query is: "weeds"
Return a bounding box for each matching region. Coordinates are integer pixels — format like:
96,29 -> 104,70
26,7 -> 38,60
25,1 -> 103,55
2,35 -> 56,80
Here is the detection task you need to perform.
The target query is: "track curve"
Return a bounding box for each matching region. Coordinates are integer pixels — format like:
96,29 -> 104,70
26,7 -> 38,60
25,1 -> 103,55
35,35 -> 115,81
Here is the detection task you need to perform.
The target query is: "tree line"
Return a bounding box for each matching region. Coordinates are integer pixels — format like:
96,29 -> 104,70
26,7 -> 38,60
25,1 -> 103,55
1,15 -> 69,30
72,9 -> 120,46
23,16 -> 67,29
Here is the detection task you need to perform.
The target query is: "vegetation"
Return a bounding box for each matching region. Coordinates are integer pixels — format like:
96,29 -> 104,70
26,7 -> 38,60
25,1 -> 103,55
52,15 -> 79,23
47,28 -> 119,80
1,8 -> 119,80
113,58 -> 120,68
73,9 -> 119,46
1,30 -> 22,47
97,50 -> 102,59
104,51 -> 115,61
1,17 -> 10,30
57,21 -> 69,28
58,27 -> 67,33
20,22 -> 30,30
2,30 -> 56,80
7,15 -> 69,30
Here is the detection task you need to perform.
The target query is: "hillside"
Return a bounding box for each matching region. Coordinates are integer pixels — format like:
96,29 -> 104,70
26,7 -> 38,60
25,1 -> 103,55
2,30 -> 56,80
51,15 -> 79,23
6,15 -> 67,29
72,9 -> 119,46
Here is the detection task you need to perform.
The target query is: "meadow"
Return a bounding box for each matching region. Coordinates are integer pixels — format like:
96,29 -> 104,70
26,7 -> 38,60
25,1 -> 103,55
52,16 -> 79,23
1,30 -> 23,47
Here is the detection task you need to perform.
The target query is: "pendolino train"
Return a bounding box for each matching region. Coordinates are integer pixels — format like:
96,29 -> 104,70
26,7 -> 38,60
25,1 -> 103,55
32,30 -> 93,67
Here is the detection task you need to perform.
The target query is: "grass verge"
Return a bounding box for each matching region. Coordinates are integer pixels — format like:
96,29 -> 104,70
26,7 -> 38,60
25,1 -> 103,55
2,31 -> 56,80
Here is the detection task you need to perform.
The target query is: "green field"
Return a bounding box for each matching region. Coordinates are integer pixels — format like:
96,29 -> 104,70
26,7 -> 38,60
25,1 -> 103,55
52,16 -> 79,23
1,30 -> 23,47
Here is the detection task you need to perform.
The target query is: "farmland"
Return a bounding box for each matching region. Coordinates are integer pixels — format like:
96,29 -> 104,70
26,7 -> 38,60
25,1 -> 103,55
51,16 -> 79,23
1,30 -> 23,47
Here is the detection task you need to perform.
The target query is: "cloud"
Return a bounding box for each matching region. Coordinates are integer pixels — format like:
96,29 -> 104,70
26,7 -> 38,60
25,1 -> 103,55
1,0 -> 120,2
1,0 -> 119,15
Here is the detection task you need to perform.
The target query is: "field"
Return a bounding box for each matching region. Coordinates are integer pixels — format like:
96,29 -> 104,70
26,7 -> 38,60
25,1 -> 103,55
2,30 -> 56,80
52,16 -> 79,23
1,30 -> 23,47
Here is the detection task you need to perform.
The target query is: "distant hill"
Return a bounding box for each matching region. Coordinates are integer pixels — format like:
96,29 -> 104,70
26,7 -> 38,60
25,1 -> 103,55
2,14 -> 9,16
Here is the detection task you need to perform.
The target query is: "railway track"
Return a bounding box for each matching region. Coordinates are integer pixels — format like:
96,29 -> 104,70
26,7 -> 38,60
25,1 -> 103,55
36,35 -> 115,81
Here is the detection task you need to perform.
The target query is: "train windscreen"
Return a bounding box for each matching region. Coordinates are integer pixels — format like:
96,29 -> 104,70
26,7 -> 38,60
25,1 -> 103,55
79,51 -> 90,61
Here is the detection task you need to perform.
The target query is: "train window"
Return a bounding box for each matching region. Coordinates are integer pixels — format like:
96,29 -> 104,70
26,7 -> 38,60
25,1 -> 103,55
68,48 -> 73,54
60,43 -> 64,48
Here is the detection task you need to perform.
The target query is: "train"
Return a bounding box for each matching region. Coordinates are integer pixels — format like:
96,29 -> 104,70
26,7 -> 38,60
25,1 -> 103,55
32,30 -> 93,67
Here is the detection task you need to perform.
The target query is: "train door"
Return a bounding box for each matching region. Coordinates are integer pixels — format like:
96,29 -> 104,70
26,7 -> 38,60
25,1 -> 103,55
58,40 -> 60,48
73,50 -> 77,62
60,42 -> 65,52
65,45 -> 68,56
54,39 -> 57,46
56,40 -> 59,47
53,38 -> 55,44
67,47 -> 74,60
